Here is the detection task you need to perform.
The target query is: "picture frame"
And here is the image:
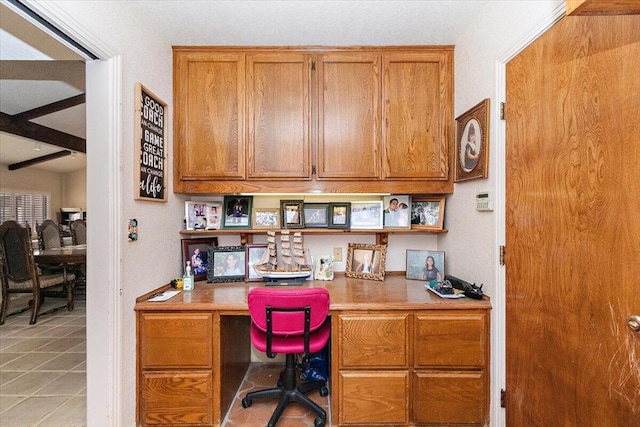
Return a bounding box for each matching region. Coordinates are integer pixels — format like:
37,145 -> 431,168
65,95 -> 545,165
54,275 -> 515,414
345,243 -> 387,281
455,98 -> 490,182
410,197 -> 446,230
350,201 -> 383,230
134,83 -> 167,202
328,202 -> 351,229
181,237 -> 218,281
205,202 -> 222,230
222,196 -> 253,229
245,243 -> 268,281
314,255 -> 335,280
280,200 -> 305,229
207,245 -> 246,283
382,195 -> 411,229
405,249 -> 445,282
303,203 -> 330,228
252,208 -> 280,230
185,201 -> 208,230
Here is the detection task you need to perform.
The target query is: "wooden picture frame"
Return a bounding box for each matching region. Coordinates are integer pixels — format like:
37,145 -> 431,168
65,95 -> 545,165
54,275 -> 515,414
303,203 -> 330,228
134,83 -> 167,202
383,195 -> 411,229
181,237 -> 218,282
328,202 -> 351,229
252,208 -> 280,229
245,243 -> 268,282
280,200 -> 305,229
345,243 -> 387,281
207,245 -> 246,283
405,249 -> 445,282
222,196 -> 253,229
350,201 -> 384,229
410,197 -> 446,230
455,98 -> 490,182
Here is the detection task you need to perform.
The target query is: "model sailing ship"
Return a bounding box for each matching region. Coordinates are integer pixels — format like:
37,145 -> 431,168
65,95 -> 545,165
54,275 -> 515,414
254,229 -> 312,283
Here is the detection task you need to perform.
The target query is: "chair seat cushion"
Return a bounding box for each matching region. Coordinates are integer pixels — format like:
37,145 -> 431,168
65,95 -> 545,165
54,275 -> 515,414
250,320 -> 330,354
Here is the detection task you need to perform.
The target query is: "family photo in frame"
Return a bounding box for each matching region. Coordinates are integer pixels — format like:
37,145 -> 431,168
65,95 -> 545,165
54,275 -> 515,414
345,243 -> 386,281
405,249 -> 445,282
181,237 -> 218,281
207,246 -> 246,283
223,196 -> 252,229
383,195 -> 411,228
455,98 -> 490,182
280,200 -> 305,229
411,197 -> 446,230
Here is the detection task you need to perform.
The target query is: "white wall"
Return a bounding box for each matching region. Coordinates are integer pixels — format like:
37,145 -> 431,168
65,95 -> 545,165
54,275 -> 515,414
0,164 -> 64,217
62,168 -> 86,210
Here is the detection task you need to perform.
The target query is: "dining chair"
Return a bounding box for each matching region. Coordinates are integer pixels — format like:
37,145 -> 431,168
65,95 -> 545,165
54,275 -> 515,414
242,287 -> 330,427
70,219 -> 86,245
0,221 -> 75,325
36,219 -> 64,250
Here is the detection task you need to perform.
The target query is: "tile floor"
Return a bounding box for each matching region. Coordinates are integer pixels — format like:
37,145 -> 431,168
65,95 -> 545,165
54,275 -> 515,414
0,296 -> 87,426
1,297 -> 329,426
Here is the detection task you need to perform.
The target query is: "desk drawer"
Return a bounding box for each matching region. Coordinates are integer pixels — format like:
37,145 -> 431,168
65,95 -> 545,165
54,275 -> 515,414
140,371 -> 213,425
338,314 -> 409,368
414,311 -> 486,368
140,312 -> 213,368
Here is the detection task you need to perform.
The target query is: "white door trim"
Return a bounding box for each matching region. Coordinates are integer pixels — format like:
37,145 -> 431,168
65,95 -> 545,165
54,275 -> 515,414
492,3 -> 565,426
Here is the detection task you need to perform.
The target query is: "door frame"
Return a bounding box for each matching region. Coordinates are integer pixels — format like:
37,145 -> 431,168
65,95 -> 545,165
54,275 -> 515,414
492,4 -> 564,426
18,1 -> 123,423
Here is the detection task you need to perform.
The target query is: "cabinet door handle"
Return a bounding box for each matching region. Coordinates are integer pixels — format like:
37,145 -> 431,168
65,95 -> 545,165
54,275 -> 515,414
628,315 -> 640,332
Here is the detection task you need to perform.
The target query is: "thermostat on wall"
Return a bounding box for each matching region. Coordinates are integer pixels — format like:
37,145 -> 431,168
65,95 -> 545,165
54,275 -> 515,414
476,191 -> 493,211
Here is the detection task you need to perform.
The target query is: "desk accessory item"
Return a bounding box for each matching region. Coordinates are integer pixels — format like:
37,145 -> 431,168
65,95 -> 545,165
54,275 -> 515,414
148,290 -> 180,302
183,261 -> 194,291
254,230 -> 312,285
425,280 -> 465,299
444,275 -> 484,299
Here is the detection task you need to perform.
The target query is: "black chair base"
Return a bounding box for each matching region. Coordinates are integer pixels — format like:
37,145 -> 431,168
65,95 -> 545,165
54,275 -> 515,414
242,354 -> 328,427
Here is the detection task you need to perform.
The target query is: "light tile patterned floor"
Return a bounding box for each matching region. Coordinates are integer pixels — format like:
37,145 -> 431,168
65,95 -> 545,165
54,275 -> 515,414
0,297 -> 86,426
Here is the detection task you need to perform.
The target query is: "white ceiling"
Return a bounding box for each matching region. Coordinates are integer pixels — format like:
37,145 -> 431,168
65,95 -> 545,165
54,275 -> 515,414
0,0 -> 492,175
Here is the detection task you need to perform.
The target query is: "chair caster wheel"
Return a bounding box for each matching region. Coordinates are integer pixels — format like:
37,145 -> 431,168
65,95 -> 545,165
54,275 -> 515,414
319,386 -> 329,397
314,417 -> 326,427
241,397 -> 252,408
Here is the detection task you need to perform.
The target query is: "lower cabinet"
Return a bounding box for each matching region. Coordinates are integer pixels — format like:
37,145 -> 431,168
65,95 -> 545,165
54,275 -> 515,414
334,310 -> 489,426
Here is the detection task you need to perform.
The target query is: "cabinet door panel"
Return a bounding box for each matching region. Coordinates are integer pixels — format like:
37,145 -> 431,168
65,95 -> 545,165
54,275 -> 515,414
247,53 -> 311,179
413,370 -> 486,425
339,371 -> 409,425
140,313 -> 213,368
414,312 -> 486,368
141,371 -> 213,425
174,51 -> 245,180
338,314 -> 408,368
383,51 -> 452,180
317,53 -> 381,179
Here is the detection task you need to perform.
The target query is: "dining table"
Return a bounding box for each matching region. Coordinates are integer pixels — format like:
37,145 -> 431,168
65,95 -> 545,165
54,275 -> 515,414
33,244 -> 87,265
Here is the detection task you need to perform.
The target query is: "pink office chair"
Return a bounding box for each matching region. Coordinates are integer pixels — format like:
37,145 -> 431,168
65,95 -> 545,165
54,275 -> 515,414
242,287 -> 330,427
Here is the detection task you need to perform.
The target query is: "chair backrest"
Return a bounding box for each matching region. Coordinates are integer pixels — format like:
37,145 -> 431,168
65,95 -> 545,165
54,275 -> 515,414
248,287 -> 330,336
0,220 -> 36,283
70,219 -> 86,245
37,220 -> 63,250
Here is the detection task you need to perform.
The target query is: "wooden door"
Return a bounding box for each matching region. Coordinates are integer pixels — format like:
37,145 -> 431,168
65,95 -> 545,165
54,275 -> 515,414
382,50 -> 452,181
246,53 -> 311,180
506,15 -> 640,426
173,50 -> 245,183
316,53 -> 381,180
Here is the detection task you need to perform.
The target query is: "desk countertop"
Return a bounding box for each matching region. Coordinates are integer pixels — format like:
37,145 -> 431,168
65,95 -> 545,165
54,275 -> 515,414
135,275 -> 491,312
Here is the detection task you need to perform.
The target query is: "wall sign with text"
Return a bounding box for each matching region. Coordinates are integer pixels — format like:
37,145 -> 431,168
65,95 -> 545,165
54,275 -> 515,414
135,83 -> 167,202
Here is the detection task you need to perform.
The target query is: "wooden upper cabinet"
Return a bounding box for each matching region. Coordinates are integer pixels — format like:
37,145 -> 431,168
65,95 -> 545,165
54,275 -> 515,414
173,50 -> 245,186
247,53 -> 311,180
317,53 -> 381,180
383,51 -> 452,180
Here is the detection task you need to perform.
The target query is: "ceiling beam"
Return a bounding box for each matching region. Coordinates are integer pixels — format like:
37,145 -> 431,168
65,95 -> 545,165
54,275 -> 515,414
13,93 -> 85,121
8,150 -> 71,171
0,60 -> 85,91
0,112 -> 86,153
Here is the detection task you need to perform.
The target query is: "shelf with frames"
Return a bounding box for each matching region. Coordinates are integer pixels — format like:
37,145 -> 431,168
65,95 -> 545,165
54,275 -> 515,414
179,228 -> 448,246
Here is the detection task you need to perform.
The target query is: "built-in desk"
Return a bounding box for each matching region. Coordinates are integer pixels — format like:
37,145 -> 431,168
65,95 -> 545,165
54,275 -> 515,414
135,275 -> 491,426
